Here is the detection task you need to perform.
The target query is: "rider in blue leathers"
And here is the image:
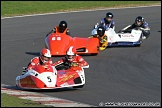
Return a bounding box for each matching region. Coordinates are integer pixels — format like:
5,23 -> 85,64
119,16 -> 150,39
94,12 -> 115,31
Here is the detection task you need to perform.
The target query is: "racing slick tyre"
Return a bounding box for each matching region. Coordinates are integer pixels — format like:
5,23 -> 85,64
134,44 -> 141,47
91,53 -> 98,56
73,84 -> 84,88
73,77 -> 84,88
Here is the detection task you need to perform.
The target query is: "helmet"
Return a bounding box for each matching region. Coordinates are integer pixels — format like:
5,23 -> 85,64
106,12 -> 114,18
97,26 -> 105,37
106,12 -> 114,22
135,16 -> 144,26
40,48 -> 51,64
59,21 -> 67,33
66,46 -> 76,62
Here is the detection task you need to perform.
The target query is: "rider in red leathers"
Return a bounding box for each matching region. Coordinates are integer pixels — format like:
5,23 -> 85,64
22,48 -> 53,74
53,46 -> 89,69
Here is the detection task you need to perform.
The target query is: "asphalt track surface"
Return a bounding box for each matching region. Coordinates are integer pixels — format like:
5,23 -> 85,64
1,6 -> 161,106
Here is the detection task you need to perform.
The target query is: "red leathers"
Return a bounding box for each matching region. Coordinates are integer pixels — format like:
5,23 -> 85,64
27,48 -> 53,70
27,57 -> 53,70
53,46 -> 89,68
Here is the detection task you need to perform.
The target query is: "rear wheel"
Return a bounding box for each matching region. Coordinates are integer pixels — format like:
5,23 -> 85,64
91,53 -> 98,56
134,44 -> 141,47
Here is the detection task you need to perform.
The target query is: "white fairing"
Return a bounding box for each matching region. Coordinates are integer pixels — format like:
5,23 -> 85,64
91,28 -> 142,43
77,67 -> 85,84
81,64 -> 89,68
16,66 -> 57,88
16,66 -> 88,89
72,65 -> 89,86
105,28 -> 142,43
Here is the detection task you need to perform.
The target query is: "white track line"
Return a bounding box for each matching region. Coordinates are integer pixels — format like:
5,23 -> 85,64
1,5 -> 160,19
1,84 -> 95,107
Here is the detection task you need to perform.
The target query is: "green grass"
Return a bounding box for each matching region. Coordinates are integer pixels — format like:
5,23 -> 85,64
1,1 -> 161,17
1,93 -> 52,107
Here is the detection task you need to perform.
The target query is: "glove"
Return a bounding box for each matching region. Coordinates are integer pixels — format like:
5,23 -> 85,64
70,62 -> 79,67
43,65 -> 49,69
138,28 -> 145,32
91,34 -> 99,38
88,36 -> 93,38
100,39 -> 104,43
94,25 -> 98,29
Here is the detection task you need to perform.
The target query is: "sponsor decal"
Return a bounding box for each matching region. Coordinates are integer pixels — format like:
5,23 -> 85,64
121,34 -> 134,37
52,37 -> 61,41
60,82 -> 69,86
21,81 -> 35,84
59,73 -> 77,82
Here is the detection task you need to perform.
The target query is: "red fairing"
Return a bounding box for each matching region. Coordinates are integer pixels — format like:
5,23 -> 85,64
32,65 -> 53,74
17,63 -> 86,89
56,67 -> 81,87
46,33 -> 72,55
45,33 -> 99,56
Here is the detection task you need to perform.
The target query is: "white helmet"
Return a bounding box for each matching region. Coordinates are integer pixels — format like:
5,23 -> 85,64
66,46 -> 76,62
40,48 -> 51,64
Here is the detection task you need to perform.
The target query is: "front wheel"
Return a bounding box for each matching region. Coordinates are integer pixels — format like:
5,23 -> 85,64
73,85 -> 84,88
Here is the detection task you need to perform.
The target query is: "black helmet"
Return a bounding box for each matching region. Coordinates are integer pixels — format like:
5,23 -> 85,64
97,26 -> 105,37
106,12 -> 114,19
135,16 -> 144,26
59,21 -> 67,33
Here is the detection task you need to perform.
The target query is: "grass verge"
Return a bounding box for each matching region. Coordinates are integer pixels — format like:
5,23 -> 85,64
1,1 -> 161,17
1,93 -> 52,107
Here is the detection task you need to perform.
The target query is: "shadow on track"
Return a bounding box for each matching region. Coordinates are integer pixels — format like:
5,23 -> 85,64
25,52 -> 40,56
107,45 -> 141,48
25,51 -> 98,57
2,85 -> 79,93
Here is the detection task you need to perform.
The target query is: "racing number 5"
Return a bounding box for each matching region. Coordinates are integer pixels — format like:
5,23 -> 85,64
47,76 -> 52,82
